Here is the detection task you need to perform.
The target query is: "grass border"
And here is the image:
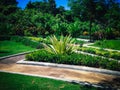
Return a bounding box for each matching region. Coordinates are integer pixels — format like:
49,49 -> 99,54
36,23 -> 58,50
0,50 -> 39,60
0,70 -> 111,89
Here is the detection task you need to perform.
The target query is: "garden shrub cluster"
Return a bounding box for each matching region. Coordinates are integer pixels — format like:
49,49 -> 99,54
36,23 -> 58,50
78,47 -> 120,60
27,37 -> 50,44
26,49 -> 120,71
10,36 -> 41,49
92,29 -> 120,40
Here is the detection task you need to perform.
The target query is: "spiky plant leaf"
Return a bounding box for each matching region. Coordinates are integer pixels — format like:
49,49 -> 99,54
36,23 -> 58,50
44,35 -> 78,55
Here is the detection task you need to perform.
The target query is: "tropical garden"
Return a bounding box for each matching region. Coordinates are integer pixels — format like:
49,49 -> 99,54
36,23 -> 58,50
0,0 -> 120,89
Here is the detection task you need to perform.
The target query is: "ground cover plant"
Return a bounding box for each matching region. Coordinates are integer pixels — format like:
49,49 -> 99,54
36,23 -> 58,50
26,49 -> 120,71
0,72 -> 97,90
78,47 -> 120,60
0,41 -> 36,57
91,40 -> 120,50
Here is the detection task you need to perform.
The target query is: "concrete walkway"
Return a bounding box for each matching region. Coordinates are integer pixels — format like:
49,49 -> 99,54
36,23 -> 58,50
76,38 -> 120,52
0,54 -> 120,89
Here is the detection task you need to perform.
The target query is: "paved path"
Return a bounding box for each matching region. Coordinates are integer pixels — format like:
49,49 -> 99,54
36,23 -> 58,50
0,55 -> 120,89
76,38 -> 120,52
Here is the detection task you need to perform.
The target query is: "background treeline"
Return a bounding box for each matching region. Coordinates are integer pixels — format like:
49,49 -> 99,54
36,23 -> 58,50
0,0 -> 120,40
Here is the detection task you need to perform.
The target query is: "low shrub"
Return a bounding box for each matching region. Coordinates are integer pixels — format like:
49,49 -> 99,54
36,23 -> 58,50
78,47 -> 120,60
27,37 -> 50,44
10,36 -> 41,49
26,49 -> 120,71
80,47 -> 96,54
83,31 -> 89,36
110,52 -> 120,60
92,30 -> 105,40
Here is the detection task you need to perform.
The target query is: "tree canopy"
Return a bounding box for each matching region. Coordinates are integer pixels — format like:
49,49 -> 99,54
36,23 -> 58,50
0,0 -> 120,40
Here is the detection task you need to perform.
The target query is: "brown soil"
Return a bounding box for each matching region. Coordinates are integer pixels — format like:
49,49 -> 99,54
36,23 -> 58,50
0,55 -> 120,89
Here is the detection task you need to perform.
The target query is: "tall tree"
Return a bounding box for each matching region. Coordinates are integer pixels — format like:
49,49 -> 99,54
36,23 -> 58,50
0,0 -> 18,35
26,1 -> 50,13
0,0 -> 18,15
48,0 -> 56,15
68,0 -> 120,40
26,0 -> 34,9
68,0 -> 96,41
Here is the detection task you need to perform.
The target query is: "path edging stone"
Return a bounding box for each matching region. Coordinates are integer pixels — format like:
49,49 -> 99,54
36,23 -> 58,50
17,59 -> 120,76
0,50 -> 38,60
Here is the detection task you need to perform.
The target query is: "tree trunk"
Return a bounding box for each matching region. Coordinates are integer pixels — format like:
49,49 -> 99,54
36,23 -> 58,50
89,17 -> 92,42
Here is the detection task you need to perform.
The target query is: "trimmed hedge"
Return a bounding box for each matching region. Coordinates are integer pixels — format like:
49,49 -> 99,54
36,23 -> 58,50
78,47 -> 120,60
27,37 -> 50,44
10,36 -> 42,49
26,49 -> 120,71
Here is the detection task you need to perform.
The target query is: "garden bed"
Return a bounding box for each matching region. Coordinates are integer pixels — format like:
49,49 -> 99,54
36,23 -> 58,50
26,49 -> 120,71
78,47 -> 120,60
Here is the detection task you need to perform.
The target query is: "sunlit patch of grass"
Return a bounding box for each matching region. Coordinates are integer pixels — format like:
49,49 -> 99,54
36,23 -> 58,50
0,72 -> 97,90
0,40 -> 36,57
92,40 -> 120,50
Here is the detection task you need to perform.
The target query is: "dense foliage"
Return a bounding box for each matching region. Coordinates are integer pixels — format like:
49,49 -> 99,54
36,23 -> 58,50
26,49 -> 120,71
0,0 -> 120,40
68,0 -> 120,31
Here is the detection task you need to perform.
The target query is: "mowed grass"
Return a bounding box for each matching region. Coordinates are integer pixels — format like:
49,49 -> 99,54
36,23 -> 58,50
92,40 -> 120,50
0,72 -> 97,90
0,40 -> 36,57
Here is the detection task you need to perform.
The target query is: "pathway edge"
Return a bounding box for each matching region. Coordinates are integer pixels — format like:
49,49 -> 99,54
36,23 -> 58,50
17,59 -> 120,76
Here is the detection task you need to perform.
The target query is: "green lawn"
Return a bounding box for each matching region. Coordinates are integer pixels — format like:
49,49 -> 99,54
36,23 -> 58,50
0,40 -> 36,57
0,72 -> 97,90
92,40 -> 120,50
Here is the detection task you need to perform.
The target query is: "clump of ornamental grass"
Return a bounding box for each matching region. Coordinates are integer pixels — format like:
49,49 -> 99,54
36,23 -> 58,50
43,35 -> 78,55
